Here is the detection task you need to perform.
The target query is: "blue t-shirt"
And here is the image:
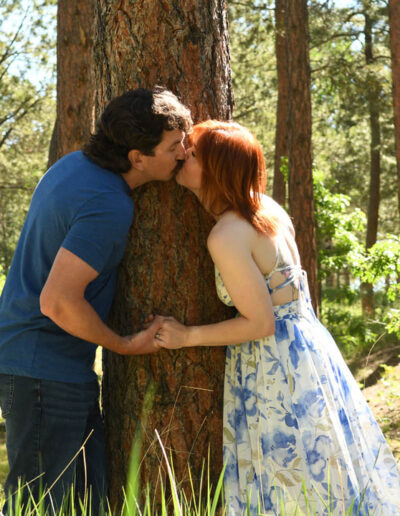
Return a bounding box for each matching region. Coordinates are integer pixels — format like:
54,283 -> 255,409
0,151 -> 134,383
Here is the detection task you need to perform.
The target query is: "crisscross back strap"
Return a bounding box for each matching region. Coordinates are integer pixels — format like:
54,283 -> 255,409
266,264 -> 302,295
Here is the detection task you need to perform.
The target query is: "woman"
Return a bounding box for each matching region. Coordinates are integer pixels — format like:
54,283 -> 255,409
151,121 -> 400,515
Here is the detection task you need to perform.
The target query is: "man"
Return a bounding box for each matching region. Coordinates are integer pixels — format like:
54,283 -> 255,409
0,87 -> 192,513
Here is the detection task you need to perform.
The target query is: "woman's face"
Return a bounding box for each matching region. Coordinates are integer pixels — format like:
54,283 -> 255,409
175,143 -> 203,195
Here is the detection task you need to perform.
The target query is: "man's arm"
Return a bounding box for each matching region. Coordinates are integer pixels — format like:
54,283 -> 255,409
40,247 -> 160,355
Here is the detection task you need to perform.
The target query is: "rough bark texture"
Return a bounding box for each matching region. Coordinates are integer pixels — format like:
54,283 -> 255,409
285,0 -> 319,314
389,0 -> 400,219
47,0 -> 95,167
93,1 -> 234,509
273,0 -> 288,206
362,10 -> 381,316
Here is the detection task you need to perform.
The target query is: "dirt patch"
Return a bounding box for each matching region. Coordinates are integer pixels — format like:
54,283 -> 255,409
350,344 -> 400,388
358,354 -> 400,460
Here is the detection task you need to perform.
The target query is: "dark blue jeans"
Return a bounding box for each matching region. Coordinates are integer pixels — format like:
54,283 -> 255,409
0,374 -> 107,514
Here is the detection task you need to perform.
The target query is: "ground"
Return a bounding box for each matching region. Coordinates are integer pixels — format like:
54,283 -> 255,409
352,345 -> 400,459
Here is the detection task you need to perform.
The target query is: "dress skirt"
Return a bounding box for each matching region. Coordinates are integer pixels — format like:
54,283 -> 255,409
223,299 -> 400,515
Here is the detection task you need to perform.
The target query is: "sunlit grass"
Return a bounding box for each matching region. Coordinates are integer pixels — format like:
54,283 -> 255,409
0,445 -> 378,515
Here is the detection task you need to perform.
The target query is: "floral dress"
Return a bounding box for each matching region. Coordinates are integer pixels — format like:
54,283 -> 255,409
217,247 -> 400,515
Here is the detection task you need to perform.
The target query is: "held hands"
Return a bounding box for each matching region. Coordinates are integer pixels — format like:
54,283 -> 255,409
144,314 -> 190,350
119,315 -> 164,355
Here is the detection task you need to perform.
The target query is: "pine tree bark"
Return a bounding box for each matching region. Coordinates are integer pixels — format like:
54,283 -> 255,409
92,1 -> 234,508
273,0 -> 288,206
389,0 -> 400,220
362,9 -> 381,317
47,0 -> 95,167
285,0 -> 319,314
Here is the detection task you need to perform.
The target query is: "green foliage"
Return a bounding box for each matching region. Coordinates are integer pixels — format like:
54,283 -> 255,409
353,235 -> 400,284
384,309 -> 400,338
0,0 -> 56,275
313,166 -> 399,350
314,171 -> 366,279
321,294 -> 374,359
228,1 -> 277,174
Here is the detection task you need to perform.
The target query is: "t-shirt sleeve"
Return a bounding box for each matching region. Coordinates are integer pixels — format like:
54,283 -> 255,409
61,192 -> 134,273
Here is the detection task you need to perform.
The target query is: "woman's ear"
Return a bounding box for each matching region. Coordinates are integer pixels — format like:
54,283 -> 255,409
128,149 -> 144,170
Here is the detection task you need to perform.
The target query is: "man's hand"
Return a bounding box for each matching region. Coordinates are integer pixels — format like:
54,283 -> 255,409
119,316 -> 164,355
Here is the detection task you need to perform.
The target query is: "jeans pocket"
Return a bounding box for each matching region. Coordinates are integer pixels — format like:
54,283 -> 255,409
0,374 -> 14,418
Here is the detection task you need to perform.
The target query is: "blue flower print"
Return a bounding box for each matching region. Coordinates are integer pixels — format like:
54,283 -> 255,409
263,430 -> 297,468
231,372 -> 258,419
289,339 -> 300,369
285,412 -> 299,429
338,408 -> 354,445
329,357 -> 350,400
294,389 -> 325,419
223,447 -> 239,484
227,408 -> 247,444
260,479 -> 282,512
289,328 -> 307,369
261,433 -> 272,456
306,449 -> 326,482
273,430 -> 296,449
304,435 -> 332,482
275,320 -> 289,341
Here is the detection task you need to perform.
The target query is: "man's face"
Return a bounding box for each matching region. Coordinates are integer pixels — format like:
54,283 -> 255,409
141,129 -> 186,182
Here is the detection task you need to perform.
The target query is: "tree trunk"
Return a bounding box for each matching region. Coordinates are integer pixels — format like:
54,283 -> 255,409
273,0 -> 288,206
93,1 -> 234,509
47,0 -> 95,167
362,9 -> 381,317
285,0 -> 319,314
389,0 -> 400,220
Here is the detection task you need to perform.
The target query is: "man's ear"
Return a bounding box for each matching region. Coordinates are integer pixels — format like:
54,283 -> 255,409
128,149 -> 145,170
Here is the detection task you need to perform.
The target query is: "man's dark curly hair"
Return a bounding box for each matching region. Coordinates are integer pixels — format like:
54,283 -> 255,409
83,87 -> 192,174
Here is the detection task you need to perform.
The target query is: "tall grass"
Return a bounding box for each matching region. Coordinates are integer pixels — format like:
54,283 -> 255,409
0,385 -> 385,515
1,435 -> 375,516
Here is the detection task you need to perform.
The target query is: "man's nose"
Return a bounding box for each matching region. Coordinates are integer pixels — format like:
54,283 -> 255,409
176,142 -> 186,160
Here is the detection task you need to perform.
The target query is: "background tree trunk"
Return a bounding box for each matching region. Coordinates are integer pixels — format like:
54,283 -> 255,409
362,8 -> 381,317
389,0 -> 400,220
47,0 -> 94,167
273,0 -> 288,206
93,0 -> 234,509
285,0 -> 319,314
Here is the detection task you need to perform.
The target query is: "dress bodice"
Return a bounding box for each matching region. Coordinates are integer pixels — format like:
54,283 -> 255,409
215,243 -> 308,308
215,267 -> 235,307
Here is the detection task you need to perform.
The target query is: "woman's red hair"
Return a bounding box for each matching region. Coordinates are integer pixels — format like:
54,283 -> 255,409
191,120 -> 279,235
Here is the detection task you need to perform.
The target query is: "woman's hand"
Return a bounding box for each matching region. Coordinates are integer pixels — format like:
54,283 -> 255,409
155,316 -> 191,349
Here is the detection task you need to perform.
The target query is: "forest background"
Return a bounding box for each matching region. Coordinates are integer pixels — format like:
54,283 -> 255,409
0,0 -> 399,500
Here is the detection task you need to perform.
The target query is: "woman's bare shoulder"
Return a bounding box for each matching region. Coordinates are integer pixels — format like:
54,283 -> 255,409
260,195 -> 295,234
207,212 -> 254,248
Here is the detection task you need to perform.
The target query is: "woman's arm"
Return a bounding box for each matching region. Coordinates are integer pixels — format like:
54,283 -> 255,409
156,220 -> 275,349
